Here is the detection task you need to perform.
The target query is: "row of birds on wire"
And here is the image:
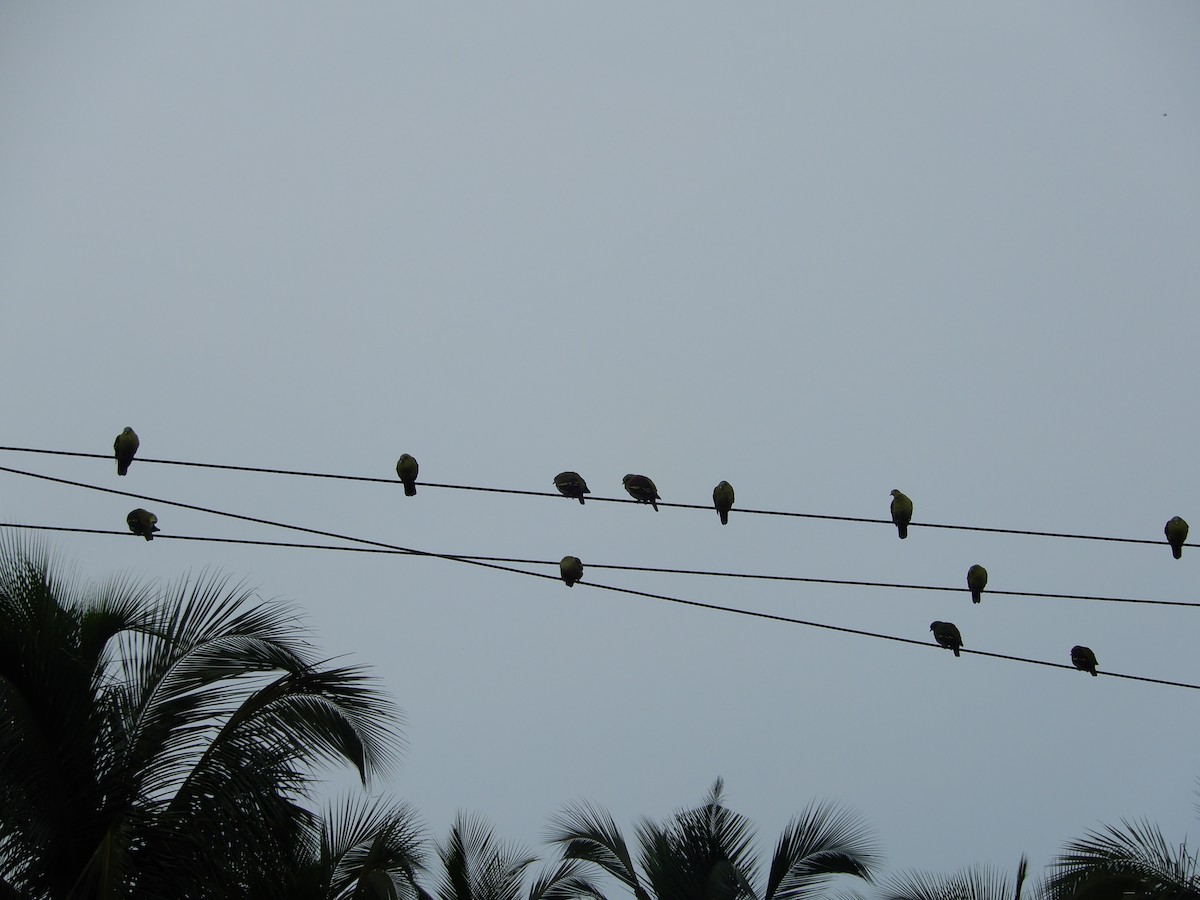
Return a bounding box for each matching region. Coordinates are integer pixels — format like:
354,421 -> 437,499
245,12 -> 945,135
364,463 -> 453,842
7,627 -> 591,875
112,427 -> 1192,680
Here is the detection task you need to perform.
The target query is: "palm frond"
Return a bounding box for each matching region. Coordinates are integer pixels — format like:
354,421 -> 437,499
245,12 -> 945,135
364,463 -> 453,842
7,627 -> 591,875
881,854 -> 1039,900
548,801 -> 649,900
763,801 -> 880,900
112,569 -> 400,814
0,538 -> 123,899
436,813 -> 539,900
1012,855 -> 1029,900
303,794 -> 428,900
528,858 -> 611,900
0,540 -> 409,900
636,780 -> 759,900
1047,819 -> 1200,900
79,572 -> 156,679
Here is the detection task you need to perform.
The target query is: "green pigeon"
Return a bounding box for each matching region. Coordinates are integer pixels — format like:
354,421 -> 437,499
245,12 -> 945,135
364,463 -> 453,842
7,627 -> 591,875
1070,645 -> 1098,676
114,427 -> 139,476
126,508 -> 159,541
622,474 -> 660,511
395,454 -> 419,496
1165,516 -> 1188,560
966,564 -> 988,604
713,480 -> 735,525
554,471 -> 590,505
559,555 -> 583,587
890,489 -> 913,539
930,620 -> 962,657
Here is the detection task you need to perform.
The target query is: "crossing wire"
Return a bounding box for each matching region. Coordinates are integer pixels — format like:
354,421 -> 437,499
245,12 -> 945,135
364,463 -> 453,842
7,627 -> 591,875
1,466 -> 1196,692
0,445 -> 1190,549
4,523 -> 1198,610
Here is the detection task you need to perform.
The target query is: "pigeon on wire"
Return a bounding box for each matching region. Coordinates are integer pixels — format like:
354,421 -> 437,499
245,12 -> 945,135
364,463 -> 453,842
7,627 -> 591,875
554,472 -> 590,505
114,427 -> 139,476
126,508 -> 159,541
930,621 -> 962,657
395,454 -> 419,496
623,474 -> 660,511
713,481 -> 735,525
967,564 -> 988,604
890,489 -> 913,539
1165,516 -> 1188,560
559,556 -> 584,587
1070,645 -> 1098,676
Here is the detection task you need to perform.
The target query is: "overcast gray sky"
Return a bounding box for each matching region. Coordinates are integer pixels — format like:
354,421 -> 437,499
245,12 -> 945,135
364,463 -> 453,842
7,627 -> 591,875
3,1 -> 1200,881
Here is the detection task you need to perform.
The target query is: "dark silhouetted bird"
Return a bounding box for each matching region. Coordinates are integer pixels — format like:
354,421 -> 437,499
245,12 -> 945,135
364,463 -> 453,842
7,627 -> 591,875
1071,645 -> 1098,676
713,481 -> 735,525
1165,516 -> 1188,560
930,621 -> 962,657
967,564 -> 988,604
395,454 -> 419,496
554,471 -> 590,505
559,556 -> 583,587
114,427 -> 139,476
623,474 -> 660,511
126,508 -> 159,541
890,489 -> 913,539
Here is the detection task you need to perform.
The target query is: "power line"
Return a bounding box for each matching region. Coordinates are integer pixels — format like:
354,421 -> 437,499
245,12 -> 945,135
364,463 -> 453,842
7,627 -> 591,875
5,522 -> 1198,610
0,472 -> 1196,691
0,464 -> 551,581
0,446 -> 1189,549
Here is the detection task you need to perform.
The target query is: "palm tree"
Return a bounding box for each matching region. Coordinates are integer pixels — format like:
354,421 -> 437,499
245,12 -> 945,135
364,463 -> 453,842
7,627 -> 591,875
425,812 -> 604,900
1046,820 -> 1200,900
256,795 -> 430,900
0,537 -> 404,900
879,855 -> 1036,900
546,778 -> 880,900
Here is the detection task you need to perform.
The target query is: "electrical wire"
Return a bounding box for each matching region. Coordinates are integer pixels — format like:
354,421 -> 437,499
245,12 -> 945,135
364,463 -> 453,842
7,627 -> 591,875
4,523 -> 1197,609
0,446 -> 1189,549
1,467 -> 1196,691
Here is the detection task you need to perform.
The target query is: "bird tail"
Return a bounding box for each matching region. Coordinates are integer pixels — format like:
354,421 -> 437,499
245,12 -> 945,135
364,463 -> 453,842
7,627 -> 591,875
1090,668 -> 1097,676
719,509 -> 728,525
652,500 -> 658,511
953,647 -> 960,657
1173,545 -> 1183,560
578,496 -> 585,505
898,525 -> 908,539
404,482 -> 417,497
971,591 -> 981,604
117,463 -> 129,476
143,533 -> 154,542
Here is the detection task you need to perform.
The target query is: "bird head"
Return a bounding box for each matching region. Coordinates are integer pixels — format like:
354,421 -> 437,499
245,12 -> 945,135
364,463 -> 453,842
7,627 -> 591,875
890,489 -> 903,498
929,621 -> 942,632
623,474 -> 635,485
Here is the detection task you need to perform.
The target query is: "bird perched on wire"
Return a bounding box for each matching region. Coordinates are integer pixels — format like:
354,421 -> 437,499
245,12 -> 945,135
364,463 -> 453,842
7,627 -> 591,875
967,564 -> 988,604
114,427 -> 139,476
395,454 -> 419,496
713,481 -> 734,525
623,474 -> 660,511
890,489 -> 913,539
930,621 -> 962,657
554,472 -> 590,505
1070,645 -> 1098,676
1165,516 -> 1188,560
126,508 -> 159,541
559,556 -> 583,587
